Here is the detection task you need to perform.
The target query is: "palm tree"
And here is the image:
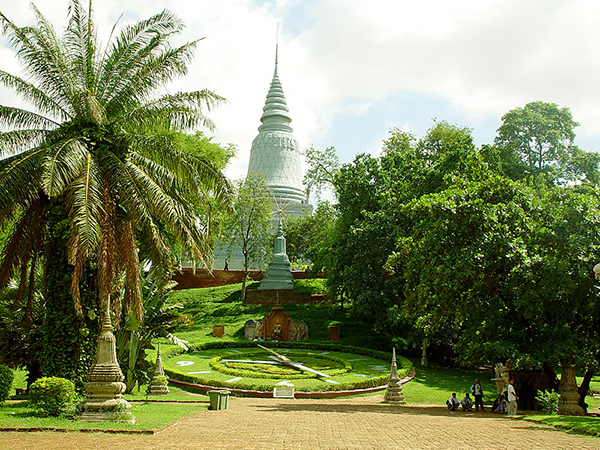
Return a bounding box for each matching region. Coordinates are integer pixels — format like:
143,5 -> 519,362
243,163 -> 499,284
0,1 -> 232,380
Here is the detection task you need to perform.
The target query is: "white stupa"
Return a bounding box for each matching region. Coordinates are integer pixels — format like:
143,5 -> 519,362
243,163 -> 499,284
247,44 -> 312,218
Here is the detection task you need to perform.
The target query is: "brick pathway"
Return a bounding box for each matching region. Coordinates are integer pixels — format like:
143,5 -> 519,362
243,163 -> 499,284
1,395 -> 599,450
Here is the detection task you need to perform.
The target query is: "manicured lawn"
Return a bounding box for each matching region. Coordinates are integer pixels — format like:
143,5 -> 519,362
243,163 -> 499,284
163,346 -> 409,392
0,395 -> 205,432
521,415 -> 600,437
402,359 -> 497,406
167,281 -> 391,349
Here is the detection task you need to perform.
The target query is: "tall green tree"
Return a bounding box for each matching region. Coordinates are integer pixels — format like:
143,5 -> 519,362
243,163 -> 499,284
494,101 -> 598,183
284,201 -> 337,271
303,146 -> 340,201
327,121 -> 478,333
392,171 -> 600,376
0,1 -> 232,382
221,172 -> 273,302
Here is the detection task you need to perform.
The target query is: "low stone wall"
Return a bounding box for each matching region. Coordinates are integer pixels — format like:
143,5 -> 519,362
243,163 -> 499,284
244,289 -> 326,305
172,269 -> 322,290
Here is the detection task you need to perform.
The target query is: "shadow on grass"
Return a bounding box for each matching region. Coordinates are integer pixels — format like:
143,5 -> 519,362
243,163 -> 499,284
253,401 -> 532,420
405,360 -> 498,405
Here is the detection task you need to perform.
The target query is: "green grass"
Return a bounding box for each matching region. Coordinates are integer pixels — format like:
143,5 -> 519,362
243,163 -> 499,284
402,359 -> 498,406
168,281 -> 390,349
521,415 -> 600,437
163,346 -> 408,392
0,387 -> 206,432
291,278 -> 327,293
402,360 -> 600,410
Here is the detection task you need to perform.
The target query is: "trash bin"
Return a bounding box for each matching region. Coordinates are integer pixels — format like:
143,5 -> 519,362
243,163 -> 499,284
208,390 -> 231,410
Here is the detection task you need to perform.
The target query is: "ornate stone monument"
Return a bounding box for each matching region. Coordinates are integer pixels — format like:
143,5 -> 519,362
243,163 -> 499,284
492,362 -> 510,394
212,43 -> 312,271
247,45 -> 312,218
383,348 -> 405,405
148,342 -> 169,396
252,302 -> 308,341
558,363 -> 585,415
258,219 -> 293,290
80,309 -> 134,423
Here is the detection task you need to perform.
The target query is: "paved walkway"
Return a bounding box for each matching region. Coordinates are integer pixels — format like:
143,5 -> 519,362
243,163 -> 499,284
1,395 -> 599,450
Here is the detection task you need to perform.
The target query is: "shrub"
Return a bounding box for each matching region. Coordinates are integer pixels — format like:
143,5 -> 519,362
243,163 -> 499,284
535,389 -> 559,415
0,364 -> 14,404
29,377 -> 77,416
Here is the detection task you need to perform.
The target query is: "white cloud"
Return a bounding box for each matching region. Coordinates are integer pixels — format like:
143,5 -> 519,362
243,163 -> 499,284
2,0 -> 600,178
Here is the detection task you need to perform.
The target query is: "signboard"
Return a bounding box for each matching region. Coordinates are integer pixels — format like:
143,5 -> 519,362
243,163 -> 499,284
273,386 -> 295,399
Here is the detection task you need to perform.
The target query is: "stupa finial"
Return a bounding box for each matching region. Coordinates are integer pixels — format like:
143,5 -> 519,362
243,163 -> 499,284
274,23 -> 279,77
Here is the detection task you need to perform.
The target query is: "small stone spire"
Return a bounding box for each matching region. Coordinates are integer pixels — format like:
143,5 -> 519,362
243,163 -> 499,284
384,348 -> 405,405
148,342 -> 169,396
258,217 -> 293,290
80,301 -> 134,422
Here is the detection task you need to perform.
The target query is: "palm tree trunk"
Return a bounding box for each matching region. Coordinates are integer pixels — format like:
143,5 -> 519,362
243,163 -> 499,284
41,214 -> 99,389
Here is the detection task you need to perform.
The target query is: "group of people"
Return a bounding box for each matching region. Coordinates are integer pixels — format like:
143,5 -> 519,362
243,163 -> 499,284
446,378 -> 519,415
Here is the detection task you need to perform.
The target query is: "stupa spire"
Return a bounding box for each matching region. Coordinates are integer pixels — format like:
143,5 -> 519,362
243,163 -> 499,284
274,24 -> 279,77
246,35 -> 312,215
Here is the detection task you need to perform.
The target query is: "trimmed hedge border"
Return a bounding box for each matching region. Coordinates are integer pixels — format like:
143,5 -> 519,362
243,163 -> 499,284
164,340 -> 412,394
168,368 -> 416,398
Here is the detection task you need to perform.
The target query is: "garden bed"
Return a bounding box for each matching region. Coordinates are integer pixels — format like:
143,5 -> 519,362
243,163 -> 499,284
163,341 -> 412,395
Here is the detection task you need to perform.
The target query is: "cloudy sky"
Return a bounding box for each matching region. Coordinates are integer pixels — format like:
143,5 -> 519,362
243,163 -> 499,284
1,0 -> 599,181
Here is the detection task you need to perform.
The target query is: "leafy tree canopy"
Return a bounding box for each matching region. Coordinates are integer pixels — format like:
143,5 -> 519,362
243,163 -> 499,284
0,1 -> 233,319
494,101 -> 599,184
391,169 -> 600,369
220,172 -> 273,301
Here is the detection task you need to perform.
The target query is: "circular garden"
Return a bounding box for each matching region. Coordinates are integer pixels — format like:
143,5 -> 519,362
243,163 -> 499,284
163,342 -> 412,394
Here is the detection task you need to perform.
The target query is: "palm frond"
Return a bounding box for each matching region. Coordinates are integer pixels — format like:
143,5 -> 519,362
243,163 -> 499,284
103,40 -> 202,117
64,152 -> 103,257
65,0 -> 97,92
68,238 -> 85,316
0,71 -> 69,120
0,129 -> 51,155
0,105 -> 58,132
97,149 -> 172,270
0,148 -> 45,217
41,138 -> 88,197
29,4 -> 79,112
125,159 -> 212,267
97,9 -> 185,104
119,220 -> 142,319
1,11 -> 71,115
0,196 -> 47,289
115,89 -> 223,132
97,185 -> 117,316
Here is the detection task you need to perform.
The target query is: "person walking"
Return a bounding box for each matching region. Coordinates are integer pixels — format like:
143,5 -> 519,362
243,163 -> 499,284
506,379 -> 519,415
471,379 -> 484,411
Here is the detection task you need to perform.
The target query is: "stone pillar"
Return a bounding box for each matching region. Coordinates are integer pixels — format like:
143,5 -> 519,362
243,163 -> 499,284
79,310 -> 134,423
384,348 -> 405,405
420,338 -> 428,367
148,342 -> 169,396
558,363 -> 585,416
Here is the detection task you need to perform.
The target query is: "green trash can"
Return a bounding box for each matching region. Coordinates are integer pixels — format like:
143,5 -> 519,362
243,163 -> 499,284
208,390 -> 230,410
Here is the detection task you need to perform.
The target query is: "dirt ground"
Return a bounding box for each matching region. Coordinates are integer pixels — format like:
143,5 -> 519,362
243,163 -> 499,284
1,394 -> 599,450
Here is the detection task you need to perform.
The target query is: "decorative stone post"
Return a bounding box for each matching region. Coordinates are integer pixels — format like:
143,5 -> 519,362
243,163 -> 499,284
384,348 -> 405,405
492,362 -> 510,395
79,309 -> 134,423
148,342 -> 169,396
558,363 -> 585,415
421,338 -> 428,367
